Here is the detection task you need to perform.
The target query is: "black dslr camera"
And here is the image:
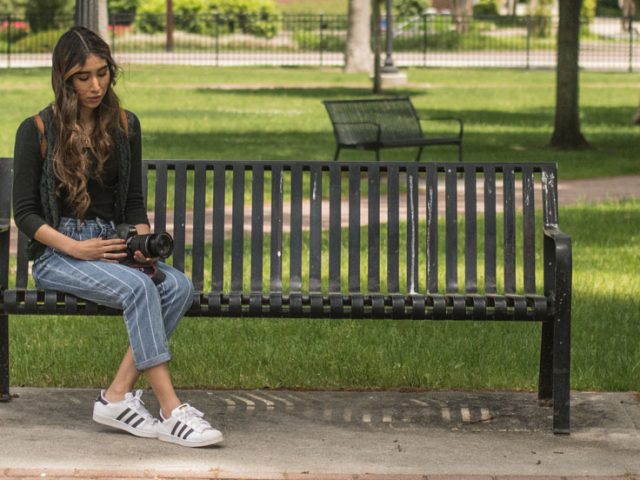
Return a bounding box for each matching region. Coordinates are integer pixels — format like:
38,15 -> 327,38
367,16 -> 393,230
106,224 -> 174,284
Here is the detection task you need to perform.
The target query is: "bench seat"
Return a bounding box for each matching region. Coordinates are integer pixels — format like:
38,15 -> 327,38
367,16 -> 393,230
1,289 -> 550,320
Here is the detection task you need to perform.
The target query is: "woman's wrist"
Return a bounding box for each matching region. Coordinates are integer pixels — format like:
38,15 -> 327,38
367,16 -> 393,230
58,237 -> 80,257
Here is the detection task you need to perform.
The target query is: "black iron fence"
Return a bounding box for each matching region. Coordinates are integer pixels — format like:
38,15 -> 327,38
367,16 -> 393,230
1,12 -> 638,71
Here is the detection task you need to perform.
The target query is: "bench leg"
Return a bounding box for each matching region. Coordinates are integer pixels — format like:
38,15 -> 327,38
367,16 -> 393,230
375,149 -> 381,162
552,306 -> 571,434
333,147 -> 341,161
415,146 -> 424,162
0,314 -> 10,402
538,321 -> 554,405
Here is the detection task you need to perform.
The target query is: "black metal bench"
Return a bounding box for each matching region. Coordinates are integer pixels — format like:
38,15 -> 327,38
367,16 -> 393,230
0,157 -> 571,434
323,97 -> 464,162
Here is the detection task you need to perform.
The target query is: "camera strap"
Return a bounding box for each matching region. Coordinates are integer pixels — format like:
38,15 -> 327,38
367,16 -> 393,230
122,260 -> 165,285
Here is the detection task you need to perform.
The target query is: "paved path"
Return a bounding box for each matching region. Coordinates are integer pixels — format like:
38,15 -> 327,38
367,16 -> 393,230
0,389 -> 639,479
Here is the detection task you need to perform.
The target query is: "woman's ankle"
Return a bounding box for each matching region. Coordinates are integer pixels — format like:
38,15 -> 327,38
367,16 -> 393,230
103,387 -> 128,403
160,400 -> 182,420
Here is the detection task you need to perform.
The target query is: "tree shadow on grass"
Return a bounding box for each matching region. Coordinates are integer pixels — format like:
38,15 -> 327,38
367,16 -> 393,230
143,130 -> 463,162
193,86 -> 434,99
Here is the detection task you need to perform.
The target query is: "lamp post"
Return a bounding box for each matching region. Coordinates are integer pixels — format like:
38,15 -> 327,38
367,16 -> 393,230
381,0 -> 398,74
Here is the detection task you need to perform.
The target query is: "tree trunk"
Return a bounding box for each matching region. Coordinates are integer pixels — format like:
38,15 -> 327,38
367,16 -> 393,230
166,0 -> 174,52
344,0 -> 373,73
549,0 -> 590,149
75,0 -> 109,41
451,0 -> 473,33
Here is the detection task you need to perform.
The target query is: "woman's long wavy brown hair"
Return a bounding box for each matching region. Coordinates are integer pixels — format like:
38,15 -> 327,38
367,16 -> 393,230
51,26 -> 122,219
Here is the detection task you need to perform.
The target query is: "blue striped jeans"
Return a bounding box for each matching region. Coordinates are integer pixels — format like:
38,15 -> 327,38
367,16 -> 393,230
32,217 -> 195,371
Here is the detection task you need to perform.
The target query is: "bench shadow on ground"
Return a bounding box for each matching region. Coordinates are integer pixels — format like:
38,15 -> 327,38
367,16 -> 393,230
1,389 -> 619,435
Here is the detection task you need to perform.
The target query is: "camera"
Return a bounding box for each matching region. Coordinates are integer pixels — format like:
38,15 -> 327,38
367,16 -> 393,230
106,224 -> 174,284
108,224 -> 174,260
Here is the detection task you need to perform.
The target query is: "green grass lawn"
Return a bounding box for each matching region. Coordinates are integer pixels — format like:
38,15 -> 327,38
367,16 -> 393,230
8,199 -> 640,392
2,66 -> 639,392
1,67 -> 639,179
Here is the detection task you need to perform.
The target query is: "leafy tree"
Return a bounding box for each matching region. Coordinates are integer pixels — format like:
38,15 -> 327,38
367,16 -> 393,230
580,0 -> 597,22
0,0 -> 23,14
394,0 -> 428,17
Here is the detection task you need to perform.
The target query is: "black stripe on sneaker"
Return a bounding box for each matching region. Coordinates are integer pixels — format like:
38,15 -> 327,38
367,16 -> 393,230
183,428 -> 194,440
116,408 -> 132,421
124,412 -> 139,424
131,417 -> 145,429
171,421 -> 182,436
178,424 -> 189,438
97,394 -> 108,405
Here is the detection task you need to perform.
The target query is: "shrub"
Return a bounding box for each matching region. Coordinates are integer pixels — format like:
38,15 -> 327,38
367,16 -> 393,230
394,0 -> 428,17
292,30 -> 344,52
473,0 -> 499,17
136,0 -> 280,38
581,0 -> 597,24
0,20 -> 29,43
25,0 -> 73,33
10,26 -> 67,52
109,0 -> 140,16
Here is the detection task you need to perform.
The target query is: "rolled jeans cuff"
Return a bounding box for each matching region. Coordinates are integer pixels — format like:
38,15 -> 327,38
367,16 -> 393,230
135,352 -> 172,371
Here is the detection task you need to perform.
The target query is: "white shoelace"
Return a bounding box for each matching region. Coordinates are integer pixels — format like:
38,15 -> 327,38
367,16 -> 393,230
173,404 -> 213,433
123,390 -> 157,423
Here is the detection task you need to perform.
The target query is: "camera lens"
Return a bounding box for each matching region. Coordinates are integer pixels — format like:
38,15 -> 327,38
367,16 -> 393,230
149,232 -> 173,259
122,230 -> 174,260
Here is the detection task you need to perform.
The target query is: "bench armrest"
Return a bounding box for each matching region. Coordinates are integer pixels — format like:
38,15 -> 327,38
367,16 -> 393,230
333,121 -> 382,143
543,226 -> 572,311
419,116 -> 464,138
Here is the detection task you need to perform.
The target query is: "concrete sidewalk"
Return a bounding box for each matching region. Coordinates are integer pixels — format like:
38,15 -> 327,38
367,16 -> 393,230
1,388 -> 639,479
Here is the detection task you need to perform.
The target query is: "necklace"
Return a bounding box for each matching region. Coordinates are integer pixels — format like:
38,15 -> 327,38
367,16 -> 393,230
80,121 -> 95,147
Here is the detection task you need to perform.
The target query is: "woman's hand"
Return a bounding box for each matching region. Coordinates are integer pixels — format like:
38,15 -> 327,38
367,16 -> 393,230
132,250 -> 159,265
69,237 -> 128,262
33,224 -> 128,262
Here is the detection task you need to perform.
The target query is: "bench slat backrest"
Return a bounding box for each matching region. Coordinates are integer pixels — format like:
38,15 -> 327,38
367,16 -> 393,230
2,159 -> 560,315
324,98 -> 423,145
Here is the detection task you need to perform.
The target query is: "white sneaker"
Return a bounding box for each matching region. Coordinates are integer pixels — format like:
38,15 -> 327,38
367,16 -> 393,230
92,389 -> 158,438
157,403 -> 224,447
